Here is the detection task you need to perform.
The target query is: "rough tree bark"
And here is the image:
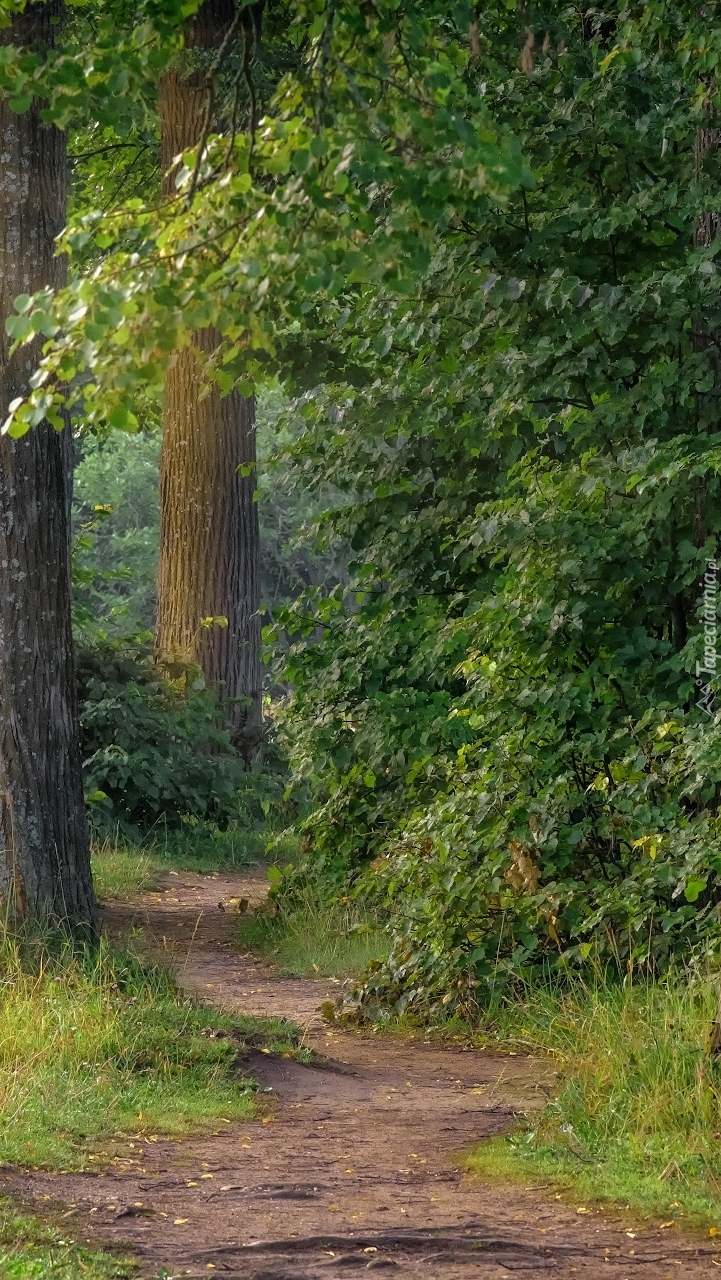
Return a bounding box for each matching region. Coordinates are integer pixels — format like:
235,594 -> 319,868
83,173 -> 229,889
156,0 -> 263,763
0,2 -> 97,927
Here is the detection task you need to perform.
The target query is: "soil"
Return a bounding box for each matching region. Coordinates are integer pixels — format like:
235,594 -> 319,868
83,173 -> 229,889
5,869 -> 721,1279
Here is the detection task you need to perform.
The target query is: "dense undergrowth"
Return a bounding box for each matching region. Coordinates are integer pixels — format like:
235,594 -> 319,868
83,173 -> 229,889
77,635 -> 296,845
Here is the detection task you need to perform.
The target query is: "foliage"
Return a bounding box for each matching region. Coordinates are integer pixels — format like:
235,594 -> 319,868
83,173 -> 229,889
2,2 -> 527,439
263,0 -> 721,1014
73,428 -> 161,635
0,924 -> 293,1169
257,383 -> 346,613
77,635 -> 249,836
468,971 -> 721,1228
7,0 -> 721,1016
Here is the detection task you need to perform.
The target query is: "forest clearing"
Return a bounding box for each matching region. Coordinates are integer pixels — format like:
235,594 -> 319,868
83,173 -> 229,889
3,0 -> 721,1276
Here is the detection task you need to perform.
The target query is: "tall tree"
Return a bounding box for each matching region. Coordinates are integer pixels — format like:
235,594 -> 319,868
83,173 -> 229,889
0,2 -> 96,927
155,0 -> 262,762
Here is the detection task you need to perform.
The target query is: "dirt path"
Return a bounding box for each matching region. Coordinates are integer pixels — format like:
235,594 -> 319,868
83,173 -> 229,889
6,870 -> 721,1278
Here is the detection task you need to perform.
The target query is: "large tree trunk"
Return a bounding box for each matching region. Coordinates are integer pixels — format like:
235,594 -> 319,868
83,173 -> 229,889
156,0 -> 263,763
0,2 -> 96,928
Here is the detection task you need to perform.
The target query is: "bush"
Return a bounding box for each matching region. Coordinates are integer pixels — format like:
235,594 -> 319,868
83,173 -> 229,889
78,636 -> 247,838
351,702 -> 721,1020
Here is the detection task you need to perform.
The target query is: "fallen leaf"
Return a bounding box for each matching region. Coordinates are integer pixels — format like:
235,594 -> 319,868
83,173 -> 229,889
174,1218 -> 189,1225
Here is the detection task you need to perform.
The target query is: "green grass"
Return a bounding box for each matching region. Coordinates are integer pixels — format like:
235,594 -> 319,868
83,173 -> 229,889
0,925 -> 302,1171
91,827 -> 300,900
466,971 -> 721,1230
91,840 -> 161,899
237,887 -> 387,979
0,1198 -> 133,1279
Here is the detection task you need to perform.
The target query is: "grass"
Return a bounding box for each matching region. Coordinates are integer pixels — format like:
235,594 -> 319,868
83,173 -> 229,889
466,970 -> 721,1230
0,1197 -> 133,1279
237,887 -> 387,979
91,840 -> 161,899
90,827 -> 300,900
0,924 -> 301,1171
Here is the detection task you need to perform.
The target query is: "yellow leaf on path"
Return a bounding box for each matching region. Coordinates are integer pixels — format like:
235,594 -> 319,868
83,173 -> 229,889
174,1219 -> 189,1225
200,1173 -> 214,1179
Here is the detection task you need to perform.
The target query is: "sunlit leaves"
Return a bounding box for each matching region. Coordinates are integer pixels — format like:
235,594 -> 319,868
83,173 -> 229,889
2,2 -> 526,438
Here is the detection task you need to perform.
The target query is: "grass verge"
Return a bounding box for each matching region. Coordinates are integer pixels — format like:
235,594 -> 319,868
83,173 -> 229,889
0,1197 -> 133,1280
0,925 -> 299,1170
238,886 -> 387,979
91,828 -> 300,899
467,971 -> 721,1230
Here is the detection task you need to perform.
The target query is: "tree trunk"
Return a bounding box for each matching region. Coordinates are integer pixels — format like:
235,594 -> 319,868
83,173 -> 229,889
156,0 -> 263,762
0,2 -> 96,928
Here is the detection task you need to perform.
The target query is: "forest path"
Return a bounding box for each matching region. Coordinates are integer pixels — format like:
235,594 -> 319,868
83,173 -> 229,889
6,869 -> 721,1279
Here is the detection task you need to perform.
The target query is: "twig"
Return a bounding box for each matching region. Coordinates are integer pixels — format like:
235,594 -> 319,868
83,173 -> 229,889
183,911 -> 204,972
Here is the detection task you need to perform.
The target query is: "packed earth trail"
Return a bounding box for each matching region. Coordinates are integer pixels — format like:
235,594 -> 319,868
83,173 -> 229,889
5,870 -> 721,1279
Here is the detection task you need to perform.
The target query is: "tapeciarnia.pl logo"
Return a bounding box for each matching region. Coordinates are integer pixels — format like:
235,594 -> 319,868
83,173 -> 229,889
696,558 -> 718,716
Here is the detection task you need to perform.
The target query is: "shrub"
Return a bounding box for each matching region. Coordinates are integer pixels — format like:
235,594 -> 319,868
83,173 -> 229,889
77,636 -> 247,838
